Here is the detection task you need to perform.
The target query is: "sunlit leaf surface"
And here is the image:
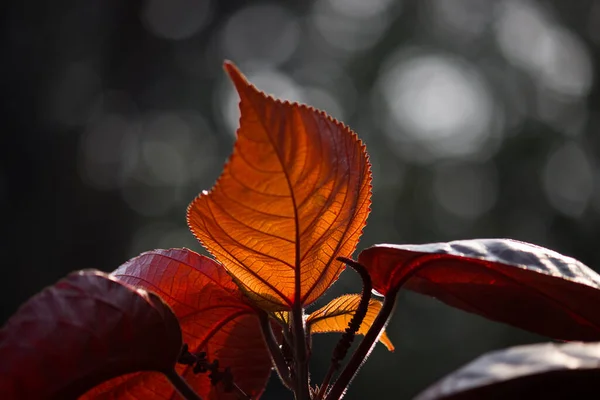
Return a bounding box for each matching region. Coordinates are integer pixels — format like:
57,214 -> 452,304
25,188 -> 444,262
188,61 -> 372,310
359,239 -> 600,340
415,341 -> 600,400
307,294 -> 394,351
0,271 -> 181,399
82,248 -> 273,400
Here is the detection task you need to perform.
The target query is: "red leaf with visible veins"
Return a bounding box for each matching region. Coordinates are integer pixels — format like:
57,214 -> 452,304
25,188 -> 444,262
359,239 -> 600,340
82,248 -> 274,400
415,341 -> 600,400
0,270 -> 181,399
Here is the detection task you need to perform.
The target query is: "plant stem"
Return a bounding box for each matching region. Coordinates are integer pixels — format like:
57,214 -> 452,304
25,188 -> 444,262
316,367 -> 336,400
316,258 -> 372,400
258,311 -> 293,389
292,301 -> 310,400
324,288 -> 398,400
233,382 -> 252,399
324,255 -> 442,400
164,368 -> 204,400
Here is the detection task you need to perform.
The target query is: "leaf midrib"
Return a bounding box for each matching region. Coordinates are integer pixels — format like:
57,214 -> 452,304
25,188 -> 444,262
245,94 -> 302,305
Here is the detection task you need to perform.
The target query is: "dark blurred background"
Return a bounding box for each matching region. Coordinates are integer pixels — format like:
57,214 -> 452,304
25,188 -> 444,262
2,0 -> 600,398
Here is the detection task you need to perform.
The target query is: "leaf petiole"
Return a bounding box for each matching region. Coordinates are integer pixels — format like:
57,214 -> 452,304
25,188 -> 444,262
316,258 -> 373,400
291,301 -> 311,400
232,382 -> 253,400
258,311 -> 293,389
164,368 -> 204,400
324,255 -> 445,400
324,288 -> 398,400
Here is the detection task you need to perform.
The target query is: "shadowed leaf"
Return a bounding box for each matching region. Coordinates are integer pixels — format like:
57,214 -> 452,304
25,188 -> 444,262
0,270 -> 181,399
82,248 -> 274,400
415,341 -> 600,400
187,61 -> 372,310
359,238 -> 600,340
307,294 -> 394,351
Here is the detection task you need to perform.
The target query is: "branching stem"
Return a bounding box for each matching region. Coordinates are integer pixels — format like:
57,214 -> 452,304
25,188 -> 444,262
324,254 -> 440,400
258,311 -> 293,389
316,257 -> 372,400
324,288 -> 398,400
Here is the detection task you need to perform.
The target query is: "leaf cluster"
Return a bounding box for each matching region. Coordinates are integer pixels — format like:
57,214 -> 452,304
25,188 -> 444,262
3,62 -> 600,400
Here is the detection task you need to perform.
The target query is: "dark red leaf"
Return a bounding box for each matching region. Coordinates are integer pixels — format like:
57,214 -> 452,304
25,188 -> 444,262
415,341 -> 600,400
83,248 -> 274,399
0,270 -> 182,399
359,239 -> 600,340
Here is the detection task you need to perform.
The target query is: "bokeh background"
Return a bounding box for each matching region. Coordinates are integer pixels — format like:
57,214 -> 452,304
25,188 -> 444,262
2,0 -> 600,398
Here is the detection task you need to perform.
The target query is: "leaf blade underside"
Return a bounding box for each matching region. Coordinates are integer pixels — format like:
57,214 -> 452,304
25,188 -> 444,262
82,248 -> 274,400
187,62 -> 372,310
0,271 -> 181,399
307,294 -> 394,351
414,341 -> 600,400
358,238 -> 600,341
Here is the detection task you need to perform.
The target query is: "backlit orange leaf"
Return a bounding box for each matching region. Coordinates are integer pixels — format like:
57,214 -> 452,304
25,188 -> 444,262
272,310 -> 290,326
187,61 -> 372,310
0,271 -> 181,399
306,294 -> 394,351
82,248 -> 274,400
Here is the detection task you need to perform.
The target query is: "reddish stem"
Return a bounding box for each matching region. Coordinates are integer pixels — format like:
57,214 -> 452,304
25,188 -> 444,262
164,368 -> 204,400
325,254 -> 441,400
324,286 -> 398,400
316,257 -> 372,400
292,301 -> 310,400
258,311 -> 293,389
